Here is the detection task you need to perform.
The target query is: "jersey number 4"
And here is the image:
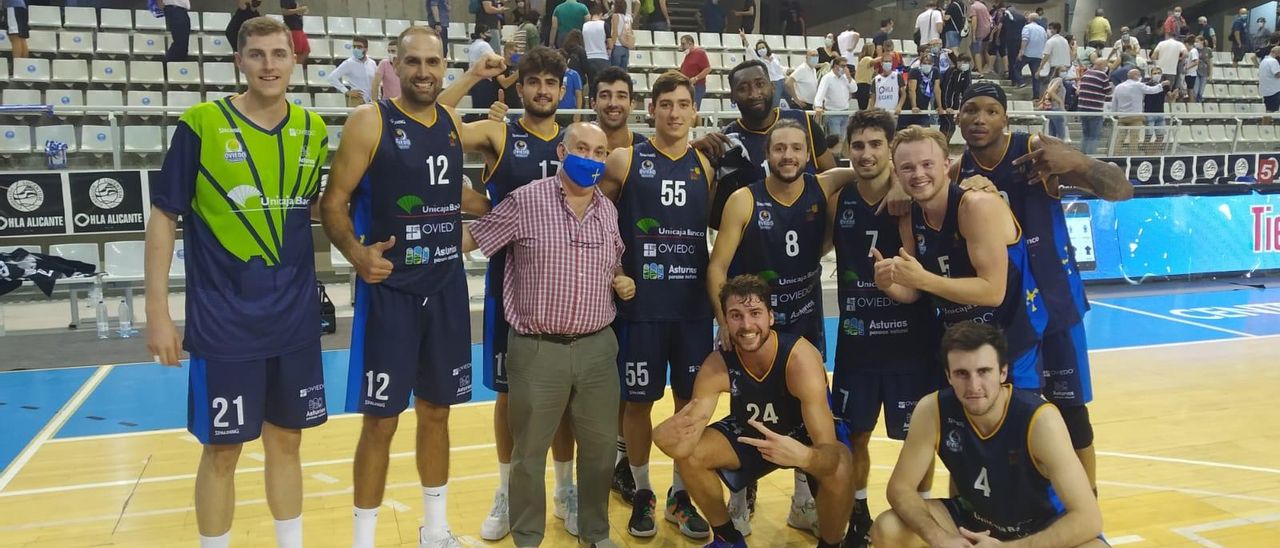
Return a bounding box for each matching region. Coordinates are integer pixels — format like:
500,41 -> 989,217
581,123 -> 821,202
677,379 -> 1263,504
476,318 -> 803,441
746,402 -> 779,424
973,466 -> 991,497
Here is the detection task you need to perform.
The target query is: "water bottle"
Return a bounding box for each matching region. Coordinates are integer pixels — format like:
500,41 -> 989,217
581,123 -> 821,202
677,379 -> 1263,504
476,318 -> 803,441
93,282 -> 110,339
117,297 -> 137,338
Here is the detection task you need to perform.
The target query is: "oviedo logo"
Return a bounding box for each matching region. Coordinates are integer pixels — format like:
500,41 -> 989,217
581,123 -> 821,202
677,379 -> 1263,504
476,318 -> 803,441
513,140 -> 529,158
224,139 -> 247,163
639,160 -> 657,178
395,129 -> 412,150
6,180 -> 44,212
757,208 -> 773,229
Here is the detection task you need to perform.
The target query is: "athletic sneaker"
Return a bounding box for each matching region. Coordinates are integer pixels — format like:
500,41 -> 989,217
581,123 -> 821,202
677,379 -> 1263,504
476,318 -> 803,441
479,490 -> 510,540
703,537 -> 748,548
419,527 -> 463,548
843,498 -> 872,548
746,482 -> 757,515
628,488 -> 658,537
727,489 -> 752,537
554,485 -> 579,536
612,456 -> 636,504
665,488 -> 711,539
787,496 -> 820,536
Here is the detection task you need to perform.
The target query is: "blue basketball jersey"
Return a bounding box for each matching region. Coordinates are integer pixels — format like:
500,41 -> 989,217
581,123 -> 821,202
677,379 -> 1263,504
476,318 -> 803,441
832,185 -> 940,373
936,386 -> 1064,538
909,185 -> 1047,363
352,100 -> 464,297
960,133 -> 1087,332
730,174 -> 827,333
725,331 -> 806,439
617,141 -> 712,321
484,119 -> 564,203
711,108 -> 821,228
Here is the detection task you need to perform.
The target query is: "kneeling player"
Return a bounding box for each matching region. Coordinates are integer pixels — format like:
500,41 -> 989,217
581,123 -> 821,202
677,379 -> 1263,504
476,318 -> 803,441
654,275 -> 853,548
871,322 -> 1105,548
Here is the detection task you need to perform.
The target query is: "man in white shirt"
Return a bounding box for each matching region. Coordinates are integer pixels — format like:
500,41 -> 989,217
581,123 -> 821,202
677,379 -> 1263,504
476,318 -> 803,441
1260,46 -> 1280,122
837,26 -> 861,62
786,49 -> 821,110
1150,34 -> 1186,87
1112,68 -> 1169,152
915,2 -> 943,47
328,36 -> 378,106
873,61 -> 903,113
1042,22 -> 1072,81
814,56 -> 857,154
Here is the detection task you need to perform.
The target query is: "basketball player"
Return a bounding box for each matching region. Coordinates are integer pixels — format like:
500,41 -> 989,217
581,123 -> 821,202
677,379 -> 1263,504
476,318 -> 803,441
697,59 -> 838,229
597,70 -> 713,540
436,47 -> 586,540
320,27 -> 495,548
874,125 -> 1048,393
871,322 -> 1105,547
825,110 -> 941,548
953,82 -> 1134,489
144,17 -> 327,548
653,275 -> 854,548
594,66 -> 649,151
708,119 -> 857,534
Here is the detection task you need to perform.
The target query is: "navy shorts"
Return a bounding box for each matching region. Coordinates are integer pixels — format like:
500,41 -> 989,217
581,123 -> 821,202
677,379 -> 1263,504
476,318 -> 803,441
482,258 -> 510,392
832,368 -> 938,440
187,341 -> 327,445
615,318 -> 713,402
942,497 -> 1062,542
776,307 -> 826,361
6,6 -> 30,39
708,416 -> 816,493
345,277 -> 473,415
1266,91 -> 1280,113
1040,322 -> 1092,406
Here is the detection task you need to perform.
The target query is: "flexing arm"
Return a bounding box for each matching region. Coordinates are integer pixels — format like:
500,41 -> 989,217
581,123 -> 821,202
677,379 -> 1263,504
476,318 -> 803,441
1008,406 -> 1104,547
708,188 -> 752,335
886,395 -> 963,545
654,353 -> 728,459
599,146 -> 630,202
438,52 -> 508,107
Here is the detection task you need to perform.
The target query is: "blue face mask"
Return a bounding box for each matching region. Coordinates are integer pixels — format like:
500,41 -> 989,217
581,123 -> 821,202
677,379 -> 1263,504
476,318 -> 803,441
562,152 -> 606,187
353,47 -> 366,60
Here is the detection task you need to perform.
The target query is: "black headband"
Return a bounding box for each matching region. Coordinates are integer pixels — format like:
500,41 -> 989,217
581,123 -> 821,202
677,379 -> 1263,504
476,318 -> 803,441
961,82 -> 1008,111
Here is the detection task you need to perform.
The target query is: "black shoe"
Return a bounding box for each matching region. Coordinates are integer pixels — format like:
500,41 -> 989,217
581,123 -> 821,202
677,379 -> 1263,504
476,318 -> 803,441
746,482 -> 757,516
842,499 -> 872,548
666,488 -> 711,539
628,489 -> 658,537
612,457 -> 636,505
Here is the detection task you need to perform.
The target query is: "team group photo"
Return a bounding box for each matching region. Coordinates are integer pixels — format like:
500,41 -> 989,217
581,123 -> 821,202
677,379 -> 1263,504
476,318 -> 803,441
1,0 -> 1278,546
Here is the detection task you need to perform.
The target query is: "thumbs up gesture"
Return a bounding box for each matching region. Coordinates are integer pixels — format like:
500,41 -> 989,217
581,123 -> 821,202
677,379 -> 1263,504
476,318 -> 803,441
891,246 -> 928,290
356,235 -> 397,284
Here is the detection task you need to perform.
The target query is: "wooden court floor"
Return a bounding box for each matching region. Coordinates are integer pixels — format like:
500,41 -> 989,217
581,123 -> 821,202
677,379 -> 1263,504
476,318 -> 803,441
1,336 -> 1278,547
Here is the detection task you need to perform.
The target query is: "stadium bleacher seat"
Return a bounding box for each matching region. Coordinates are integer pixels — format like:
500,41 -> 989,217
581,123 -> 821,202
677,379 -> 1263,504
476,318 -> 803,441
134,10 -> 166,32
167,91 -> 202,110
12,58 -> 52,84
0,33 -> 10,53
307,65 -> 333,88
328,17 -> 356,36
127,90 -> 164,109
167,62 -> 202,87
3,89 -> 44,106
314,93 -> 346,109
634,30 -> 653,49
80,125 -> 117,154
630,50 -> 651,69
784,35 -> 806,52
59,30 -> 94,56
96,32 -> 131,57
288,93 -> 314,108
303,15 -> 326,36
356,18 -> 384,37
202,35 -> 234,58
0,126 -> 33,154
706,74 -> 727,93
46,89 -> 84,108
651,51 -> 677,70
722,51 -> 744,67
385,19 -> 411,37
35,124 -> 78,152
164,125 -> 177,144
129,61 -> 165,87
654,31 -> 677,49
99,9 -> 132,31
334,38 -> 355,59
699,33 -> 722,49
123,125 -> 164,154
103,241 -> 146,279
448,22 -> 468,41
28,5 -> 61,28
443,67 -> 463,88
367,39 -> 389,61
91,60 -> 128,87
309,38 -> 333,60
170,240 -> 186,278
203,63 -> 238,88
133,34 -> 168,57
64,6 -> 97,28
327,125 -> 344,151
28,30 -> 59,55
202,11 -> 231,33
51,59 -> 89,85
291,65 -> 306,87
632,72 -> 651,93
86,90 -> 125,108
50,243 -> 101,270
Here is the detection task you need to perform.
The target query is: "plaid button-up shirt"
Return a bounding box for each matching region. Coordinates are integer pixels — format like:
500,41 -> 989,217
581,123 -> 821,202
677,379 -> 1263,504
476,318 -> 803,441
470,175 -> 624,336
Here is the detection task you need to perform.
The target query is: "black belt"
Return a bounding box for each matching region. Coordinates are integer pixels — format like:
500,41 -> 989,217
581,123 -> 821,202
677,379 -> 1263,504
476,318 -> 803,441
521,328 -> 603,344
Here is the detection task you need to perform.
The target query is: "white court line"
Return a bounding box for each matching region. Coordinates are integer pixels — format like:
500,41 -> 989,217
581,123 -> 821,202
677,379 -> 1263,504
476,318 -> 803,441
311,473 -> 339,484
1089,332 -> 1280,353
0,365 -> 113,493
1101,480 -> 1280,504
1088,300 -> 1260,338
1108,535 -> 1146,545
1171,513 -> 1280,548
384,498 -> 410,512
1096,452 -> 1280,476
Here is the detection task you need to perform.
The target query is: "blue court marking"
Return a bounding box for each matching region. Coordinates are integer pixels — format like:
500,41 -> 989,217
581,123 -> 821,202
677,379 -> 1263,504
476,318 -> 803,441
0,367 -> 96,477
1090,287 -> 1280,337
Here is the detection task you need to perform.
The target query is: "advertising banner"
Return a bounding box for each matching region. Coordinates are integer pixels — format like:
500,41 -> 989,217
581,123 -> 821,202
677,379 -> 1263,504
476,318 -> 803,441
0,173 -> 67,236
68,171 -> 146,233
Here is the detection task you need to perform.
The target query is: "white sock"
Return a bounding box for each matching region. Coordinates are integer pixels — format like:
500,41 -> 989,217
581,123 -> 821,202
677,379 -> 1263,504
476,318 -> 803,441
615,436 -> 628,466
554,460 -> 574,491
199,532 -> 230,548
729,488 -> 748,510
855,488 -> 868,500
422,485 -> 449,536
671,468 -> 685,494
498,462 -> 512,495
352,506 -> 379,548
274,517 -> 302,548
919,490 -> 933,499
793,471 -> 814,503
630,463 -> 652,492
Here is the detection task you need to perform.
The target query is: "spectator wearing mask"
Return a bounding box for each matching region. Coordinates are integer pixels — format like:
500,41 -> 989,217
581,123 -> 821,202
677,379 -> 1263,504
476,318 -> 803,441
873,58 -> 905,112
226,0 -> 262,53
901,51 -> 941,129
942,0 -> 966,49
698,0 -> 727,33
1076,57 -> 1114,154
609,0 -> 635,68
1197,16 -> 1216,49
818,33 -> 839,65
814,56 -> 857,153
1042,23 -> 1071,83
679,34 -> 712,108
551,0 -> 588,47
371,38 -> 400,101
741,30 -> 787,107
1232,8 -> 1251,63
1163,7 -> 1187,39
1256,18 -> 1273,50
969,0 -> 993,75
1087,8 -> 1111,45
939,52 -> 972,141
1112,68 -> 1168,153
854,42 -> 879,109
1018,12 -> 1047,95
328,35 -> 377,106
786,49 -> 821,110
916,1 -> 944,47
1142,67 -> 1172,148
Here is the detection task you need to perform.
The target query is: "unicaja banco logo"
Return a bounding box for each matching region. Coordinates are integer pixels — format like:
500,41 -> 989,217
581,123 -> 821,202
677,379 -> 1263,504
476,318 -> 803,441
227,185 -> 263,208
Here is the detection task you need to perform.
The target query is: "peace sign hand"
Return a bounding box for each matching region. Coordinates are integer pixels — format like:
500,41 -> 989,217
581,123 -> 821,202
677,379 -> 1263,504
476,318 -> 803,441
736,418 -> 814,469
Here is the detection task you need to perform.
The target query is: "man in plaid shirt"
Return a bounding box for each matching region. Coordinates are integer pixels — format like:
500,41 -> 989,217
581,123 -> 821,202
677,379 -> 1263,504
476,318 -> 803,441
465,122 -> 636,547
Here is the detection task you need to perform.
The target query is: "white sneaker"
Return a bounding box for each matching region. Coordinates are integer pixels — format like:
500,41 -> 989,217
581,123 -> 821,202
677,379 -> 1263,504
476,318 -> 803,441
479,490 -> 510,541
727,490 -> 752,537
419,527 -> 463,548
786,496 -> 820,537
553,485 -> 579,536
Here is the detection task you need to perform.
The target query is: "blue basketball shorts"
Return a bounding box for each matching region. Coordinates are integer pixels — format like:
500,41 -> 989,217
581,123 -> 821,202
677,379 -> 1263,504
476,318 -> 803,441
187,341 -> 327,445
615,318 -> 713,402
